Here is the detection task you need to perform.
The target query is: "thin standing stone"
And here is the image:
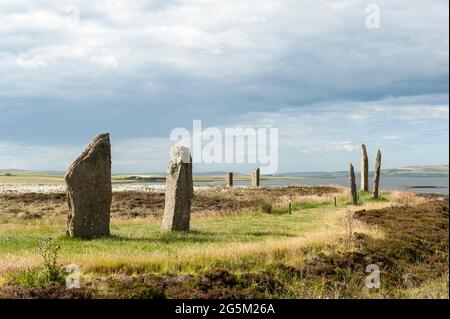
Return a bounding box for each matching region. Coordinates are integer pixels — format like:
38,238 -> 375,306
161,146 -> 194,231
360,144 -> 369,191
372,150 -> 382,199
66,133 -> 112,239
349,163 -> 358,205
251,168 -> 260,187
225,172 -> 233,187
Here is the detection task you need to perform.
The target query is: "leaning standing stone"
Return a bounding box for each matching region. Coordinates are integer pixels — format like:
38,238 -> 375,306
372,150 -> 382,199
251,168 -> 260,187
360,144 -> 369,192
161,146 -> 194,231
349,163 -> 358,205
225,172 -> 233,187
66,133 -> 112,239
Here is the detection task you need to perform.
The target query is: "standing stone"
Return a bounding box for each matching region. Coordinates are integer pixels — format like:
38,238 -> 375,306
349,163 -> 358,205
66,133 -> 112,239
225,172 -> 233,187
251,168 -> 260,187
372,150 -> 382,199
360,144 -> 369,192
161,146 -> 194,231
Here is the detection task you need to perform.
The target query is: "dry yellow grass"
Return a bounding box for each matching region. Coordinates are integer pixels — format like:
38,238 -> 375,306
0,174 -> 64,185
2,204 -> 388,277
390,191 -> 429,206
1,187 -> 447,299
401,272 -> 449,299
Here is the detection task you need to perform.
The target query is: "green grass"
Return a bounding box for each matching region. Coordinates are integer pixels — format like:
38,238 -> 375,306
256,196 -> 337,215
2,173 -> 151,185
0,190 -> 447,299
357,190 -> 390,204
291,201 -> 333,210
0,210 -> 322,273
0,174 -> 64,185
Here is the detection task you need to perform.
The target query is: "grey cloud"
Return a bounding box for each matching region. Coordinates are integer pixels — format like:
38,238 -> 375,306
0,0 -> 448,171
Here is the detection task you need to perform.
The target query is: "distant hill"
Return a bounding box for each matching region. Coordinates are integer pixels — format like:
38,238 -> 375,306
282,171 -> 348,178
1,165 -> 448,178
382,165 -> 449,177
281,165 -> 449,178
0,169 -> 65,176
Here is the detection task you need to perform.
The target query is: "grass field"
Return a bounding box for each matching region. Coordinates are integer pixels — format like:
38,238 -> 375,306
0,173 -> 64,185
0,172 -> 152,185
0,185 -> 448,299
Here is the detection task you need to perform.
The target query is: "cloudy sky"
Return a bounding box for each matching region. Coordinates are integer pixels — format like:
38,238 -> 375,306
0,0 -> 448,173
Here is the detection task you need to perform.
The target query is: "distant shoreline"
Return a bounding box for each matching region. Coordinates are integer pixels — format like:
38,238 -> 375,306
0,164 -> 448,179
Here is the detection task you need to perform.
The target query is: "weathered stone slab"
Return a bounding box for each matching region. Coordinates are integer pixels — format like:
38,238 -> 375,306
66,133 -> 112,239
349,163 -> 358,205
161,146 -> 194,231
360,144 -> 369,191
372,150 -> 382,199
225,172 -> 233,187
251,168 -> 260,187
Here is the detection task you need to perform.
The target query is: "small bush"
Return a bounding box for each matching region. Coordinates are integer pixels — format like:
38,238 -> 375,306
343,209 -> 356,246
14,268 -> 42,288
12,238 -> 64,288
258,198 -> 273,214
38,237 -> 62,284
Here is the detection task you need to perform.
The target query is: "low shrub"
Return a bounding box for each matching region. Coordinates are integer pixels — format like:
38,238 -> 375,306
11,238 -> 64,288
258,198 -> 273,214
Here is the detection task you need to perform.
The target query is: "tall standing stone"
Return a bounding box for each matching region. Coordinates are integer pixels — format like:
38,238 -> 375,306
251,168 -> 260,187
372,150 -> 382,199
225,172 -> 233,187
349,163 -> 358,205
66,133 -> 112,239
161,146 -> 194,231
360,144 -> 369,192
